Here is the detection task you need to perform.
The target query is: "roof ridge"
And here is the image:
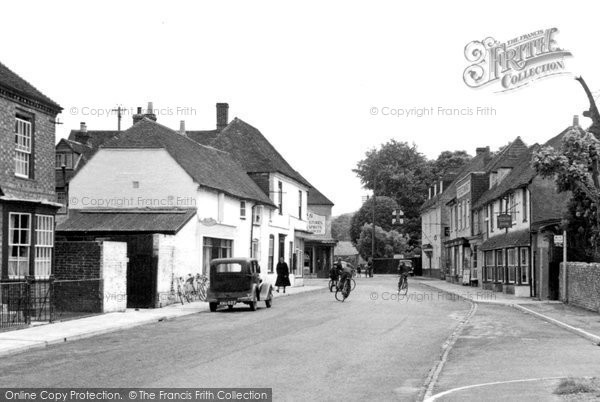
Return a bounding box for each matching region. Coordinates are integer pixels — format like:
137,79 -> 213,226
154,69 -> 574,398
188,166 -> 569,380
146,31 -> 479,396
0,60 -> 61,110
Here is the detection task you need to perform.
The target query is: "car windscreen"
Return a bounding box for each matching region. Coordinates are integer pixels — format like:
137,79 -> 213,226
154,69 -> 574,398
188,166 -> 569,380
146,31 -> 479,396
214,263 -> 244,273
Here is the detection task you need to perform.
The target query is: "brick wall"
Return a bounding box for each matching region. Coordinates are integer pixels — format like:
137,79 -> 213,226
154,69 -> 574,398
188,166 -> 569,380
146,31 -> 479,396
560,262 -> 600,313
0,95 -> 57,201
54,241 -> 102,280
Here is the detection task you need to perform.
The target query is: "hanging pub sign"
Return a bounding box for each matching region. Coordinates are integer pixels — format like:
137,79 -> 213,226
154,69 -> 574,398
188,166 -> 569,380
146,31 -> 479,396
497,214 -> 512,229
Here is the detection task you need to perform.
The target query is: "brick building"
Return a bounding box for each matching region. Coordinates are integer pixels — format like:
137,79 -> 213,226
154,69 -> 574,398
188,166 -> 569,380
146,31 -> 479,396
0,61 -> 62,281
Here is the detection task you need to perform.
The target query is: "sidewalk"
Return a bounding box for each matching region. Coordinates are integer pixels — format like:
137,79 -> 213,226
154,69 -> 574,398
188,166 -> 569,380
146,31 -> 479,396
413,277 -> 600,344
0,284 -> 325,358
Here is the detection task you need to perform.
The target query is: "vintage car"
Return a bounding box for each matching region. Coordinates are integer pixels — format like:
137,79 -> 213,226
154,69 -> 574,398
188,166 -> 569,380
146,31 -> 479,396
207,257 -> 274,312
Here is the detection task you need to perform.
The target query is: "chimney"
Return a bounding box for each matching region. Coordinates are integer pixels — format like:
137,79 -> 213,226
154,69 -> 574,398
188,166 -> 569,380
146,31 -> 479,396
75,122 -> 91,146
439,180 -> 443,194
144,101 -> 157,121
180,120 -> 186,135
573,115 -> 579,127
476,146 -> 489,156
133,106 -> 144,124
434,184 -> 437,196
428,187 -> 432,199
216,103 -> 229,130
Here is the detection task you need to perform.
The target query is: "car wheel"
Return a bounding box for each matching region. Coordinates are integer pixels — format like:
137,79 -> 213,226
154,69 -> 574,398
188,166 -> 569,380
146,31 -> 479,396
228,304 -> 234,310
249,294 -> 258,311
209,302 -> 218,312
265,292 -> 273,308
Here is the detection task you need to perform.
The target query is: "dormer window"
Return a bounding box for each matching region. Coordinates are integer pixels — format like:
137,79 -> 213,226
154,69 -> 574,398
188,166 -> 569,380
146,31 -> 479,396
55,153 -> 74,169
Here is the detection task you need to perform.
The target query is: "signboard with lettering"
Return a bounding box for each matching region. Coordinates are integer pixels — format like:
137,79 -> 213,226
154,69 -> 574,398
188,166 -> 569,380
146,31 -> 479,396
497,214 -> 512,229
456,181 -> 471,199
554,235 -> 564,246
307,212 -> 326,235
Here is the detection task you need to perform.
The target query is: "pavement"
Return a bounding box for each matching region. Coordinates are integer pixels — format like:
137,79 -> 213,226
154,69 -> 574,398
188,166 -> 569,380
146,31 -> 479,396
0,283 -> 325,358
413,276 -> 600,345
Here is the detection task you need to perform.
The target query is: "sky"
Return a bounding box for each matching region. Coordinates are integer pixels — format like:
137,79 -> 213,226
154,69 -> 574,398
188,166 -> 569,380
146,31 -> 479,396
2,1 -> 599,215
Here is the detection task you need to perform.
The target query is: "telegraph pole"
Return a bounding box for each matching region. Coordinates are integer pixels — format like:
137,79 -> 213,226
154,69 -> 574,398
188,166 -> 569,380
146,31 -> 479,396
111,106 -> 124,131
371,176 -> 376,262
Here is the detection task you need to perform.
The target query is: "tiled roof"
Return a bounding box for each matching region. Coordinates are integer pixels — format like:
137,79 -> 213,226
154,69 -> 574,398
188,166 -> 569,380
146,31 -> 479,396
473,128 -> 576,210
102,118 -> 275,206
334,241 -> 358,256
421,150 -> 490,211
0,60 -> 61,112
308,186 -> 334,206
68,130 -> 119,150
190,118 -> 312,188
484,137 -> 528,172
57,209 -> 196,234
480,229 -> 530,251
185,130 -> 220,145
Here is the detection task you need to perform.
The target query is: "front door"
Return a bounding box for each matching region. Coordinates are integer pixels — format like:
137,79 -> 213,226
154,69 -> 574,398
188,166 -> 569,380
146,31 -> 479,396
278,234 -> 286,260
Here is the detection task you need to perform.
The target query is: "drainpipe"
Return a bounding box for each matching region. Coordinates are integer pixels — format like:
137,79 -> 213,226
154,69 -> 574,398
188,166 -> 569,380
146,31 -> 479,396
563,228 -> 568,302
250,204 -> 257,257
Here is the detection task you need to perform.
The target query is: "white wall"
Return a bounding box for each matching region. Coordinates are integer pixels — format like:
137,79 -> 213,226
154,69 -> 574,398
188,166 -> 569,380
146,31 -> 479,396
421,207 -> 442,270
69,149 -> 198,209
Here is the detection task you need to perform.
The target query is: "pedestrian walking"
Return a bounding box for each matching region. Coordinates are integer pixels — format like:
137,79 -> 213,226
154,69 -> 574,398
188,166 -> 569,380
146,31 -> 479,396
275,257 -> 291,293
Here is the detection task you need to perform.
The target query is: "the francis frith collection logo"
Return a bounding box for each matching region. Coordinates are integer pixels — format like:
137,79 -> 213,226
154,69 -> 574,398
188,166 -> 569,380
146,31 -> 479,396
463,28 -> 572,92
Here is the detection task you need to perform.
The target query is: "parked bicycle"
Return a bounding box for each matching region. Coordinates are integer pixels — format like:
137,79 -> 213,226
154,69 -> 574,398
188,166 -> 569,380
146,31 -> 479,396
195,273 -> 209,301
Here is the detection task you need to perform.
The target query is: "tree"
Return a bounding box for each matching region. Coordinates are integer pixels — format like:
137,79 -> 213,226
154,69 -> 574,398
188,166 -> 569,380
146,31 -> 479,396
349,196 -> 398,245
331,213 -> 353,241
532,76 -> 600,261
353,140 -> 431,243
355,223 -> 411,260
430,150 -> 472,179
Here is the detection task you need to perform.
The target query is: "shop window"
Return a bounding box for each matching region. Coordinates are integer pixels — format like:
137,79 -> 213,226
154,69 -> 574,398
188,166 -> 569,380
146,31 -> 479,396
495,249 -> 504,282
507,248 -> 516,283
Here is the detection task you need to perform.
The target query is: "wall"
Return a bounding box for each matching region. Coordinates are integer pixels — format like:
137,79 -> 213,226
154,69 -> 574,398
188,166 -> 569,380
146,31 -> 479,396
421,207 -> 442,272
69,149 -> 197,209
54,240 -> 127,313
0,95 -> 57,201
560,262 -> 600,313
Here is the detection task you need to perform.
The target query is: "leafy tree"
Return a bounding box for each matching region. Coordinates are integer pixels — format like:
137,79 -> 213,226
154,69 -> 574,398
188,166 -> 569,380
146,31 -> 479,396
430,150 -> 472,179
353,141 -> 431,243
355,223 -> 410,260
533,127 -> 600,261
349,196 -> 398,245
331,213 -> 353,241
532,76 -> 600,261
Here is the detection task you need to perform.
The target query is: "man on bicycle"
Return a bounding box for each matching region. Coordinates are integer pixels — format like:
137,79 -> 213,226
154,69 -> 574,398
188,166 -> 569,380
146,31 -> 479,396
398,261 -> 411,284
336,258 -> 353,293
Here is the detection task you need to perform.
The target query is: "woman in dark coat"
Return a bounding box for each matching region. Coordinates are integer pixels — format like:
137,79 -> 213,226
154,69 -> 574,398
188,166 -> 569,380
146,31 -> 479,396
275,257 -> 291,293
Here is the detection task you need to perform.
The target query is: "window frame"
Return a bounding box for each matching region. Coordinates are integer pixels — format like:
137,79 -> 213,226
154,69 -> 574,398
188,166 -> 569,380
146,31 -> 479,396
15,115 -> 33,179
240,201 -> 246,220
278,181 -> 283,215
35,215 -> 54,279
8,212 -> 32,279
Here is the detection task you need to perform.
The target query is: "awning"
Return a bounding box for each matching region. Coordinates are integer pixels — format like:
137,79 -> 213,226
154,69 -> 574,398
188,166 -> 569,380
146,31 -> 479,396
480,230 -> 530,251
444,237 -> 468,247
57,208 -> 196,234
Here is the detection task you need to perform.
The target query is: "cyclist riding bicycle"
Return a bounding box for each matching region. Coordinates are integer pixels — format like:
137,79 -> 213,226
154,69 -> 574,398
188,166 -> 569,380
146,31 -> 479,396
336,258 -> 353,293
398,261 -> 411,284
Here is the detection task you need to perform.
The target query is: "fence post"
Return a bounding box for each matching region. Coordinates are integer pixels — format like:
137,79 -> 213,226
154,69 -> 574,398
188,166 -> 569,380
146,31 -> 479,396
49,276 -> 55,323
25,277 -> 32,325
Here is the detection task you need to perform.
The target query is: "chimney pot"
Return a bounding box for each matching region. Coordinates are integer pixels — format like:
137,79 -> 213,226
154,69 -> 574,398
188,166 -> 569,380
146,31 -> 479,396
180,120 -> 186,135
476,146 -> 489,155
147,102 -> 153,114
80,122 -> 87,132
573,115 -> 579,127
137,107 -> 142,114
428,187 -> 432,199
440,180 -> 443,194
217,103 -> 229,130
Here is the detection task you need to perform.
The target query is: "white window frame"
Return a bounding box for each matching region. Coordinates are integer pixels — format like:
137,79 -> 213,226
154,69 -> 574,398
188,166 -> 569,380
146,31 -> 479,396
35,215 -> 54,279
520,247 -> 529,284
15,117 -> 32,178
8,212 -> 31,278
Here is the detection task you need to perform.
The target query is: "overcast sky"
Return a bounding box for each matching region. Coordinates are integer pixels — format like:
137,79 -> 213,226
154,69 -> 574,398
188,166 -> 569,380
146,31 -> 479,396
2,1 -> 598,215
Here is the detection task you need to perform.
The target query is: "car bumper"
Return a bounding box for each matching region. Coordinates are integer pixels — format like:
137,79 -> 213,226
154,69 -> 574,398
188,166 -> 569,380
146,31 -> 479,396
207,291 -> 255,304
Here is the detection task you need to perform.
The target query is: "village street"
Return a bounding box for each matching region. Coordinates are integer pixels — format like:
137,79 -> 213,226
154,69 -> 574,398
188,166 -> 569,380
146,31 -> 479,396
0,277 -> 599,401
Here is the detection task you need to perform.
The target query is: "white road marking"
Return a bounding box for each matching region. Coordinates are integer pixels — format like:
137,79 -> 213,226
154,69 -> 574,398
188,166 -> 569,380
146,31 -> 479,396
424,376 -> 588,401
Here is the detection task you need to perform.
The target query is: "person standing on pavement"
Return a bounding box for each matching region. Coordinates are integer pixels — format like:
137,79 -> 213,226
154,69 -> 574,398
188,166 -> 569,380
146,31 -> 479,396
275,257 -> 291,293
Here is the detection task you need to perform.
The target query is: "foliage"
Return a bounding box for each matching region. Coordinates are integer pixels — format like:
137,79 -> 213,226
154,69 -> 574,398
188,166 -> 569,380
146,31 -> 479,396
355,223 -> 411,260
331,213 -> 353,241
533,127 -> 600,261
353,141 -> 431,243
430,150 -> 472,180
349,196 -> 398,245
